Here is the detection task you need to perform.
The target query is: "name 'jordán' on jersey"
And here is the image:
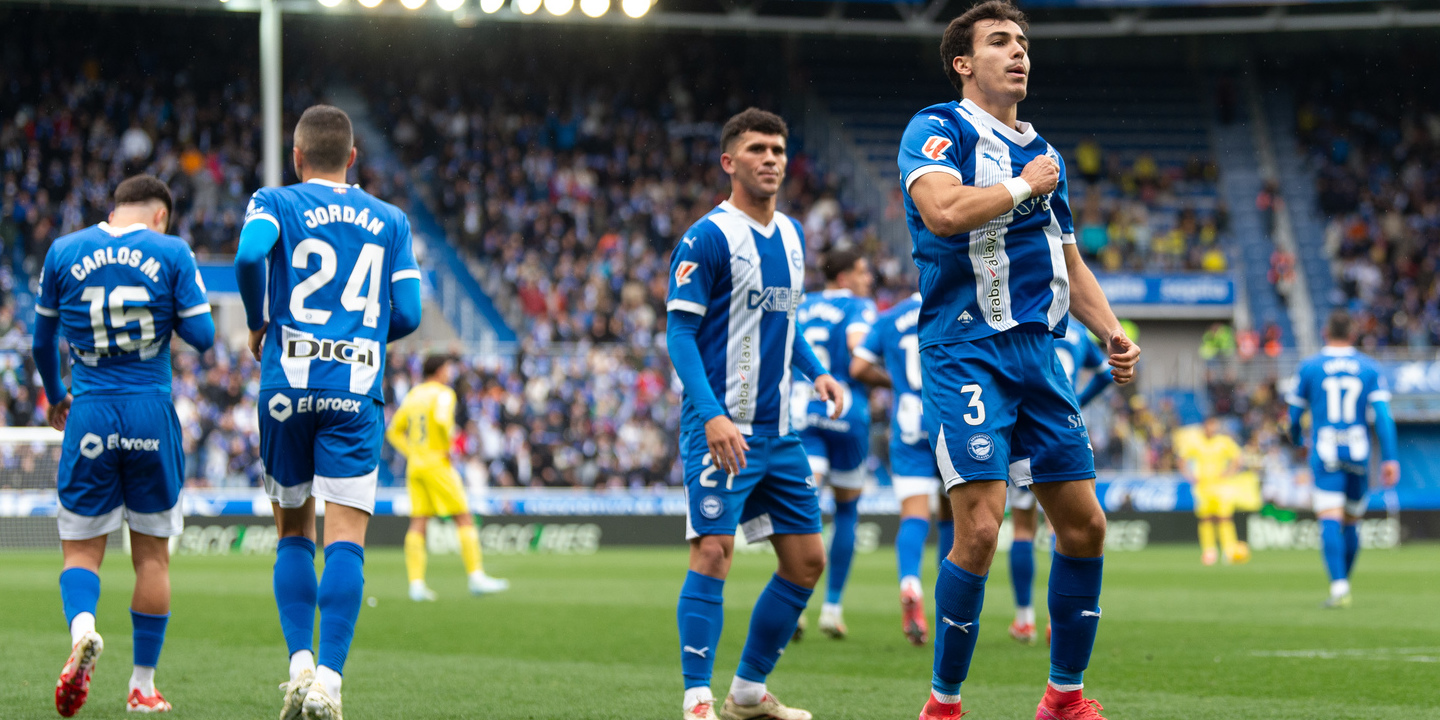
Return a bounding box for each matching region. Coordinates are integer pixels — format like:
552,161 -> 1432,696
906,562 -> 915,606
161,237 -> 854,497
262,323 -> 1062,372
243,179 -> 420,401
36,222 -> 211,396
898,98 -> 1077,349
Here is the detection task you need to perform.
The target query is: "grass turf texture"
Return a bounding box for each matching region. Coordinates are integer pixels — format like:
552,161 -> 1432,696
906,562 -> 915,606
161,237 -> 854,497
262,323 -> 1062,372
1,545 -> 1437,719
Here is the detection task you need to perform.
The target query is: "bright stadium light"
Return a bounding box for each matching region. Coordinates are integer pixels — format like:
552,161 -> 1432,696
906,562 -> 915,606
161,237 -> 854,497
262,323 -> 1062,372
317,0 -> 344,7
356,0 -> 382,7
579,0 -> 607,16
438,0 -> 464,10
516,0 -> 541,13
621,0 -> 648,18
400,0 -> 426,8
544,0 -> 573,14
480,0 -> 504,11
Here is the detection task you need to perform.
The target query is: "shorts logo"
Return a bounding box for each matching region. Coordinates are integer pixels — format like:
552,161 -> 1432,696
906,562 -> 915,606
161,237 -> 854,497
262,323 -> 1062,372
1067,414 -> 1085,429
268,394 -> 294,422
921,136 -> 952,161
675,261 -> 699,286
700,495 -> 724,520
967,433 -> 994,461
79,433 -> 104,459
107,434 -> 159,451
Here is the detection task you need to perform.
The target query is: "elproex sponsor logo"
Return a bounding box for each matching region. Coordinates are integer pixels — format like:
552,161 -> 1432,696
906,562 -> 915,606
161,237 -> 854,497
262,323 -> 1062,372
979,230 -> 1005,323
79,432 -> 159,459
268,393 -> 364,421
285,337 -> 378,369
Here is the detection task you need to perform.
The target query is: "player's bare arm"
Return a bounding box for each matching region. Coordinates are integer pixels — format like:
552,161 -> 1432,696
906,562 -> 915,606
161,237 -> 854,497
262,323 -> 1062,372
850,356 -> 892,388
1064,244 -> 1140,384
910,156 -> 1057,237
812,374 -> 845,419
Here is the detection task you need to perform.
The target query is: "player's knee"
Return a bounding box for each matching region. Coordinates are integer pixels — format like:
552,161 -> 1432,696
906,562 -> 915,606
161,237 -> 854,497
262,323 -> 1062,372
690,536 -> 733,575
1056,510 -> 1106,553
960,518 -> 1001,557
780,547 -> 826,587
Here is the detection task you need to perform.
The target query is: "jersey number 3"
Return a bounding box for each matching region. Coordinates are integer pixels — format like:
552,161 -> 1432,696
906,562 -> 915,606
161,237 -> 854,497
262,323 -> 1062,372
291,239 -> 386,328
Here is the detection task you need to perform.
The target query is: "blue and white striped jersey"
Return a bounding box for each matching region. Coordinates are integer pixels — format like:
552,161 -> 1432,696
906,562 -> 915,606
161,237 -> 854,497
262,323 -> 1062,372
898,98 -> 1076,349
36,222 -> 210,396
243,179 -> 420,402
1286,346 -> 1391,469
856,293 -> 930,450
797,288 -> 876,415
1054,321 -> 1106,389
666,201 -> 807,437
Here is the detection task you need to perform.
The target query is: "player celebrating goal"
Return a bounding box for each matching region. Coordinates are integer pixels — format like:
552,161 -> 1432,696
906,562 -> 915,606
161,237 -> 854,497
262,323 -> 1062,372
386,354 -> 509,601
1286,309 -> 1399,608
235,105 -> 422,720
666,108 -> 844,720
897,3 -> 1140,719
36,174 -> 215,716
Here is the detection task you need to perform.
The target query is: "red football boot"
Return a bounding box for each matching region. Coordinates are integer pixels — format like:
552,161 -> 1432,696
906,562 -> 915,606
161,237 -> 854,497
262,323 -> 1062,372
55,631 -> 104,717
901,586 -> 929,646
1035,685 -> 1106,720
918,694 -> 966,719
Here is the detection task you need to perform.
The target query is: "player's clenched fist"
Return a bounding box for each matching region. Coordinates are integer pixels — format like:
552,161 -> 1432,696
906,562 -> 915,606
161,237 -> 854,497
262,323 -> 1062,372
1019,156 -> 1059,197
704,414 -> 750,476
1106,330 -> 1141,385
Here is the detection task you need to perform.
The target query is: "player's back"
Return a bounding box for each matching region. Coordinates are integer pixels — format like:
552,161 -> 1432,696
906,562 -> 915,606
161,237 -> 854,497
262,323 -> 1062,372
392,381 -> 455,464
1053,323 -> 1105,389
797,289 -> 872,392
1293,347 -> 1389,469
248,180 -> 418,400
38,222 -> 209,396
875,293 -> 927,447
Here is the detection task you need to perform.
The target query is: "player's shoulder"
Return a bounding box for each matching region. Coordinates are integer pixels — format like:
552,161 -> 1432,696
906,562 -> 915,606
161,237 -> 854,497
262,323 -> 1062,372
774,210 -> 805,242
46,224 -> 97,256
907,101 -> 968,130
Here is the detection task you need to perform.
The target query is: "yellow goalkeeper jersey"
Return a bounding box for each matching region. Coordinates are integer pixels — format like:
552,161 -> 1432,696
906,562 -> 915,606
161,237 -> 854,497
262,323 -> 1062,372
386,381 -> 457,467
1185,433 -> 1242,487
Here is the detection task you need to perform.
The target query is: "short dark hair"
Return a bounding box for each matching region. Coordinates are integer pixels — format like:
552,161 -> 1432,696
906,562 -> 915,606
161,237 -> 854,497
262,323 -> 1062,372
113,174 -> 173,218
1326,309 -> 1354,342
940,0 -> 1029,97
423,354 -> 454,379
720,108 -> 788,153
295,105 -> 354,173
822,246 -> 865,282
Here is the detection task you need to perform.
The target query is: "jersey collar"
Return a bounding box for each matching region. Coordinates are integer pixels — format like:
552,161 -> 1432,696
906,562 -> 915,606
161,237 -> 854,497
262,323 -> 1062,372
958,99 -> 1037,147
821,288 -> 853,298
718,200 -> 778,236
97,222 -> 148,236
1321,345 -> 1357,355
305,178 -> 355,188
911,292 -> 922,302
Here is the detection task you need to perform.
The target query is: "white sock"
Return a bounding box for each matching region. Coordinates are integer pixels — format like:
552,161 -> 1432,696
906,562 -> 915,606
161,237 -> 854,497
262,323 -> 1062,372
900,575 -> 923,596
683,686 -> 714,712
931,689 -> 961,704
1330,579 -> 1351,598
468,570 -> 486,583
410,579 -> 428,592
70,612 -> 96,646
821,602 -> 842,616
290,650 -> 316,681
316,665 -> 342,698
129,666 -> 156,695
1049,680 -> 1084,693
729,676 -> 766,706
1016,606 -> 1035,625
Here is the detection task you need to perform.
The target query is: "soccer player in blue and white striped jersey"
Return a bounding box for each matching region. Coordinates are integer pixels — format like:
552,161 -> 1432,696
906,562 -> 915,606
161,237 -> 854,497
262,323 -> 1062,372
666,108 -> 844,720
898,3 -> 1140,719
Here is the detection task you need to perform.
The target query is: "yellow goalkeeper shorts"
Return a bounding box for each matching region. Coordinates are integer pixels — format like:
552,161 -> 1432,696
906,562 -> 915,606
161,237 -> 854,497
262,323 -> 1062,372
407,461 -> 470,518
1193,483 -> 1236,519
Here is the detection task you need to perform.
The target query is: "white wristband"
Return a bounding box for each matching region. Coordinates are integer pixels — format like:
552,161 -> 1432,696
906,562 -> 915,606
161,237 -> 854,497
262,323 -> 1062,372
1001,177 -> 1032,208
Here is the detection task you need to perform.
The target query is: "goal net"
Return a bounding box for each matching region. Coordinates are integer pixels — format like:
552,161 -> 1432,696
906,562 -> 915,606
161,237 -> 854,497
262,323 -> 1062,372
0,426 -> 68,549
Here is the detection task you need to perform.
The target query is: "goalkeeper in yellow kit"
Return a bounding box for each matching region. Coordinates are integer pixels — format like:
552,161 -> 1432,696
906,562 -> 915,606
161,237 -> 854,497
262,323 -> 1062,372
1182,416 -> 1250,566
387,355 -> 509,600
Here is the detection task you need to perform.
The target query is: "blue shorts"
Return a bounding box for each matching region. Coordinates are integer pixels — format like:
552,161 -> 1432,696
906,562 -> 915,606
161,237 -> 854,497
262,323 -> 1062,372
259,388 -> 383,513
800,397 -> 869,487
57,394 -> 184,540
922,328 -> 1095,489
1310,459 -> 1368,516
682,431 -> 822,542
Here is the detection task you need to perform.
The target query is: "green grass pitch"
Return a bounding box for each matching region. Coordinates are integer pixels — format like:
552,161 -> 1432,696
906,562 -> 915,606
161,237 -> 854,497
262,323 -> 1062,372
2,544 -> 1437,719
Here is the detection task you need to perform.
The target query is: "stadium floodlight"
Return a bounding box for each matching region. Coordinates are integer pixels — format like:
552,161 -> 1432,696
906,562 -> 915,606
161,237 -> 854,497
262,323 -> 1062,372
400,0 -> 426,8
438,0 -> 464,10
579,0 -> 606,16
544,0 -> 573,14
620,0 -> 647,17
317,0 -> 344,7
356,0 -> 382,7
516,0 -> 541,13
480,0 -> 504,11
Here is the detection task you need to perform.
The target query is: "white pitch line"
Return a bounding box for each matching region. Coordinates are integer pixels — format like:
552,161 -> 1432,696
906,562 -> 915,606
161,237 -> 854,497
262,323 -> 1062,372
1250,648 -> 1440,663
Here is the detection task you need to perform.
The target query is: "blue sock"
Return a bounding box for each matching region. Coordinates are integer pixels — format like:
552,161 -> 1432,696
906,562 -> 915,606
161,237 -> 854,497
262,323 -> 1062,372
896,517 -> 930,583
938,521 -> 954,569
677,571 -> 725,690
1320,519 -> 1346,582
59,567 -> 101,629
736,574 -> 812,683
317,541 -> 365,674
1342,523 -> 1360,575
826,498 -> 860,605
131,610 -> 169,667
1048,552 -> 1103,687
274,536 -> 318,657
1010,540 -> 1035,609
931,559 -> 987,696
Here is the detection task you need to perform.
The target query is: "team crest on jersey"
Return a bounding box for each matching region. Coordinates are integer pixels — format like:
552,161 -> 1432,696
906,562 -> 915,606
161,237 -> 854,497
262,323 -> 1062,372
967,433 -> 994,461
675,261 -> 700,286
958,311 -> 974,324
922,136 -> 953,161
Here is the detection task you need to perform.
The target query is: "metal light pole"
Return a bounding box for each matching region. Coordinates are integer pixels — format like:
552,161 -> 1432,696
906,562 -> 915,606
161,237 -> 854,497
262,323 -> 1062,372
259,0 -> 283,187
